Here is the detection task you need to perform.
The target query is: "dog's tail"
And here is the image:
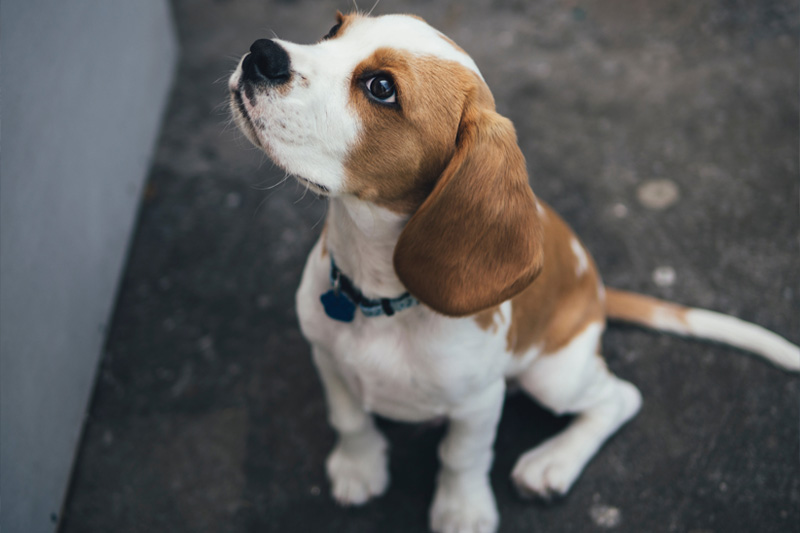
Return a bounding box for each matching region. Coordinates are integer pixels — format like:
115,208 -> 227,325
604,288 -> 800,372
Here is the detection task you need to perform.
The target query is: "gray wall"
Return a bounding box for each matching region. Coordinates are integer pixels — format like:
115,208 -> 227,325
0,2 -> 177,531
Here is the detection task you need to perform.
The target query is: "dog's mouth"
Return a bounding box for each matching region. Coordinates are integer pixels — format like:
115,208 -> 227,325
231,88 -> 260,141
232,89 -> 256,129
233,89 -> 247,118
231,85 -> 331,197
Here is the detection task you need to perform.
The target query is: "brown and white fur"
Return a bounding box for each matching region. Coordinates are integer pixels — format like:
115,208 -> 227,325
229,12 -> 800,533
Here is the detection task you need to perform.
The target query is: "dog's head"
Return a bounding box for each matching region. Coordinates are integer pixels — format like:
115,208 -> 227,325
229,12 -> 544,316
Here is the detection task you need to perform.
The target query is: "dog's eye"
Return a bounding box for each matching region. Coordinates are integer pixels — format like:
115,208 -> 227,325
365,74 -> 397,104
323,22 -> 341,40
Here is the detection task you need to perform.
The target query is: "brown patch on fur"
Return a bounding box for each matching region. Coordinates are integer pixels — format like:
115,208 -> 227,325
505,204 -> 605,355
605,288 -> 688,328
474,306 -> 502,333
344,49 -> 481,213
393,82 -> 544,316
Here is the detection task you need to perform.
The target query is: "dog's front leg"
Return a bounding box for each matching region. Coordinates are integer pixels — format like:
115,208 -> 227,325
311,346 -> 389,506
431,379 -> 505,533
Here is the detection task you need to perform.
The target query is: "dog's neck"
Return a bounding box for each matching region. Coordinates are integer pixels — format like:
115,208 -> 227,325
325,196 -> 411,299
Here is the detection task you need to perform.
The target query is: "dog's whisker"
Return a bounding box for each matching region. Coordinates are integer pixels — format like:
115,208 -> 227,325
255,151 -> 270,169
311,201 -> 328,230
214,99 -> 230,113
213,69 -> 237,85
220,117 -> 242,135
367,0 -> 381,16
294,178 -> 312,204
253,193 -> 272,219
261,174 -> 292,191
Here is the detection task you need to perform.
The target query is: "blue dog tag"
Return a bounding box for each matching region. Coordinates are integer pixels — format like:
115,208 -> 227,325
321,290 -> 356,322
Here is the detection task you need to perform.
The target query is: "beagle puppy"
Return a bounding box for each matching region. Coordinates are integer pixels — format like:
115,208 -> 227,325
229,12 -> 800,533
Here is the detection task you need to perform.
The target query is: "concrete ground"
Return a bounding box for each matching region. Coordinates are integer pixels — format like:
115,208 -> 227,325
60,1 -> 798,532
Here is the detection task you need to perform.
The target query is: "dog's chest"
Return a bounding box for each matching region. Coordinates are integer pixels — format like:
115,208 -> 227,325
333,313 -> 507,420
297,249 -> 511,421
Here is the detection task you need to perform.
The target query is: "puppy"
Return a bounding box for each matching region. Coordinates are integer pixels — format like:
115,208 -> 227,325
229,12 -> 800,533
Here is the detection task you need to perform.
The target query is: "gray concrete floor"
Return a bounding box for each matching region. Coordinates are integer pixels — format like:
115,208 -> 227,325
60,1 -> 798,532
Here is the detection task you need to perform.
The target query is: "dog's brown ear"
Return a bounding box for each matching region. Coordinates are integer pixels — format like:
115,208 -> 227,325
393,93 -> 544,316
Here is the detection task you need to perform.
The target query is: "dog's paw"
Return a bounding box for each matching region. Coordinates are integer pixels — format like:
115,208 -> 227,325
430,472 -> 498,533
326,431 -> 389,506
511,439 -> 583,500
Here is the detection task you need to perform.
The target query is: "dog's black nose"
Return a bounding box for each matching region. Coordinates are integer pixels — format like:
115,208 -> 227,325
242,39 -> 291,84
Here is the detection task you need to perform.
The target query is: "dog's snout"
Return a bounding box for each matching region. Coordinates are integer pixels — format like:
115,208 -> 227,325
242,39 -> 291,85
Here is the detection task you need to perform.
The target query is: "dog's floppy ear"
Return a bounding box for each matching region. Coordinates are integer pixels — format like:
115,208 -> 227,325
393,90 -> 544,316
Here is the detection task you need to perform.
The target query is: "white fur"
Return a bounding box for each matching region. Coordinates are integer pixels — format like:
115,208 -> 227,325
685,309 -> 800,371
312,346 -> 390,505
326,197 -> 410,298
644,306 -> 800,370
512,323 -> 642,497
570,237 -> 589,277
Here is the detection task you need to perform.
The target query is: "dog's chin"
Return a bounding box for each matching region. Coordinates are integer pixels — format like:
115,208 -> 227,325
229,91 -> 331,197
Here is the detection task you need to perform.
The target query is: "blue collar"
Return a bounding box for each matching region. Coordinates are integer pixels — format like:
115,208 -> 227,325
319,257 -> 419,322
